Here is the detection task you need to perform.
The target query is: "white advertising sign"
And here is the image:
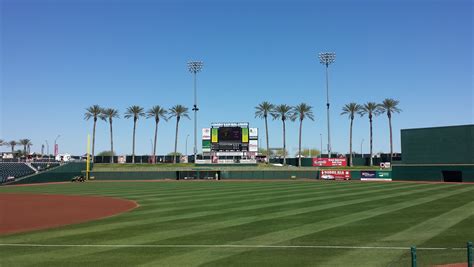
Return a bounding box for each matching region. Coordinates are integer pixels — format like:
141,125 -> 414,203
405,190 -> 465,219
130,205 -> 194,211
249,128 -> 258,138
202,128 -> 211,140
249,140 -> 258,152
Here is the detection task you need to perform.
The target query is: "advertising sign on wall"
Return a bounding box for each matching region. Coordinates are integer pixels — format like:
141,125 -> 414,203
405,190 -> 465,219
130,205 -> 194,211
249,128 -> 258,139
202,128 -> 211,140
118,156 -> 126,164
202,140 -> 211,152
249,140 -> 258,152
361,171 -> 392,181
312,158 -> 347,167
320,170 -> 351,180
211,128 -> 218,143
242,128 -> 249,143
376,171 -> 392,178
361,171 -> 376,178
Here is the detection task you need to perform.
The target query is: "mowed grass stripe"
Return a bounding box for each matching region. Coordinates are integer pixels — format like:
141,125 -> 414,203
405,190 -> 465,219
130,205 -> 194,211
84,181 -> 338,199
2,183 -> 451,263
1,182 -> 425,244
137,185 -> 474,266
126,181 -> 396,215
321,199 -> 474,266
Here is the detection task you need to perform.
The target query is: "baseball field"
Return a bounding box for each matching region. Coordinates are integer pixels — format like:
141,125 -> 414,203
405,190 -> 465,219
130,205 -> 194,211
1,180 -> 473,266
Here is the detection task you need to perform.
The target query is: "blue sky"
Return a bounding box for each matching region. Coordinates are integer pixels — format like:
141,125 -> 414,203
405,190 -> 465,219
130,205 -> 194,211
1,0 -> 472,156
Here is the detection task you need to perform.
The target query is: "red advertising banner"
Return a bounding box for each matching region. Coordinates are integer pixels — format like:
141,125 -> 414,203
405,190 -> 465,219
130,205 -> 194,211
312,157 -> 347,167
320,170 -> 351,180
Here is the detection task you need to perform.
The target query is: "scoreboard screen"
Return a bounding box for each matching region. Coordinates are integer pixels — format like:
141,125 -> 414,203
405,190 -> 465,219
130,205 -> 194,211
218,127 -> 242,142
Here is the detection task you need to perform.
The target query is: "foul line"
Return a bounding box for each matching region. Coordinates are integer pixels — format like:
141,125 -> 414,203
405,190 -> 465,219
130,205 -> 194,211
0,243 -> 465,250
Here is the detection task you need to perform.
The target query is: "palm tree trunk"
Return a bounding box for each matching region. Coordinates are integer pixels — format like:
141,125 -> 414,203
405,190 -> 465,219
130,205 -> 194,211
11,145 -> 14,153
369,117 -> 373,166
298,119 -> 303,167
23,145 -> 27,155
388,114 -> 393,162
282,120 -> 286,165
109,119 -> 114,164
92,118 -> 96,163
132,119 -> 136,164
173,117 -> 180,164
349,118 -> 353,167
153,120 -> 158,164
265,116 -> 270,164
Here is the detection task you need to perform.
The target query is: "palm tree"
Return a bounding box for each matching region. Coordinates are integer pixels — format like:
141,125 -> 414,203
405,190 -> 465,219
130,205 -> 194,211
359,102 -> 381,166
27,141 -> 33,154
19,139 -> 31,155
254,101 -> 274,164
124,105 -> 145,164
84,105 -> 103,163
8,140 -> 17,153
271,104 -> 293,165
290,103 -> 315,167
168,105 -> 190,164
0,139 -> 4,146
100,108 -> 120,163
379,98 -> 402,161
341,103 -> 362,167
146,105 -> 168,163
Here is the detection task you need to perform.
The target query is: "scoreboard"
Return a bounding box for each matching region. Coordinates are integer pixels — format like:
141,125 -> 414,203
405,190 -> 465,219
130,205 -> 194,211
202,122 -> 258,153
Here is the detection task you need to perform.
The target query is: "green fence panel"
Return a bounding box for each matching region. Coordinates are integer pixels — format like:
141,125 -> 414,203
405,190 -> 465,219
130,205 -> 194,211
392,165 -> 474,182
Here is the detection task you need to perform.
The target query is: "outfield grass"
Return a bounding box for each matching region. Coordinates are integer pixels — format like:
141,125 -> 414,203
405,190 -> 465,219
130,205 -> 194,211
1,181 -> 473,266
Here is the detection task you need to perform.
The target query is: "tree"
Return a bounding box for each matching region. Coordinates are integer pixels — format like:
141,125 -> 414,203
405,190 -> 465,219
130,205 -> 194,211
100,108 -> 120,163
359,102 -> 381,166
124,105 -> 145,164
8,140 -> 17,153
84,105 -> 103,162
341,102 -> 362,167
271,104 -> 293,165
254,101 -> 274,163
379,98 -> 402,161
168,105 -> 190,164
290,103 -> 315,167
146,105 -> 168,163
19,139 -> 31,155
297,148 -> 321,158
27,141 -> 33,154
274,148 -> 288,158
0,139 -> 4,146
97,151 -> 116,157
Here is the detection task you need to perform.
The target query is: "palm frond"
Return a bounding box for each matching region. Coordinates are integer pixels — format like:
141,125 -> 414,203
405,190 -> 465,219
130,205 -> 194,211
254,101 -> 275,119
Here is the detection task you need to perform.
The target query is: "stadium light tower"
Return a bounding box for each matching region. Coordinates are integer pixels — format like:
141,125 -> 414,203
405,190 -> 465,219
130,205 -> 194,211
319,52 -> 336,158
188,61 -> 204,162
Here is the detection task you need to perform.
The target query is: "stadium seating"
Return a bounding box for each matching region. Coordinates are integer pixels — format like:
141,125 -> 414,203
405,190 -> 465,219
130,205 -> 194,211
0,163 -> 36,183
31,162 -> 60,171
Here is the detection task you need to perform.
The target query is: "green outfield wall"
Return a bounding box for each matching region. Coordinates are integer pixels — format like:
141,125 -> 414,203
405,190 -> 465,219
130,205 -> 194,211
91,171 -> 176,180
392,164 -> 474,182
401,125 -> 473,164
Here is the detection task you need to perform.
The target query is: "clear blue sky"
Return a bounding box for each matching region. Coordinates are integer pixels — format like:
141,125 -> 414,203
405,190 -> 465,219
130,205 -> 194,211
1,0 -> 472,156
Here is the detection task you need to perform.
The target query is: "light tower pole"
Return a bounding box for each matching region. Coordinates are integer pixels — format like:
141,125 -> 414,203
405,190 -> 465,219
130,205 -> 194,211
187,61 -> 203,163
319,52 -> 336,158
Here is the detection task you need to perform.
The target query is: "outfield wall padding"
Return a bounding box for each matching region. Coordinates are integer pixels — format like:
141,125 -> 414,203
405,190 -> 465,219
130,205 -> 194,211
91,171 -> 176,180
392,165 -> 474,182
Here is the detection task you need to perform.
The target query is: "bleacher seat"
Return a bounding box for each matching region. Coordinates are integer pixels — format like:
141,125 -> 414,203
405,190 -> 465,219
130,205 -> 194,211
0,163 -> 36,183
31,162 -> 60,171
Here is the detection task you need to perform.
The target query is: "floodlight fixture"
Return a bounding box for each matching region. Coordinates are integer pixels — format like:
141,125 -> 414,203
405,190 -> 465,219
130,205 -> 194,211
318,51 -> 336,158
